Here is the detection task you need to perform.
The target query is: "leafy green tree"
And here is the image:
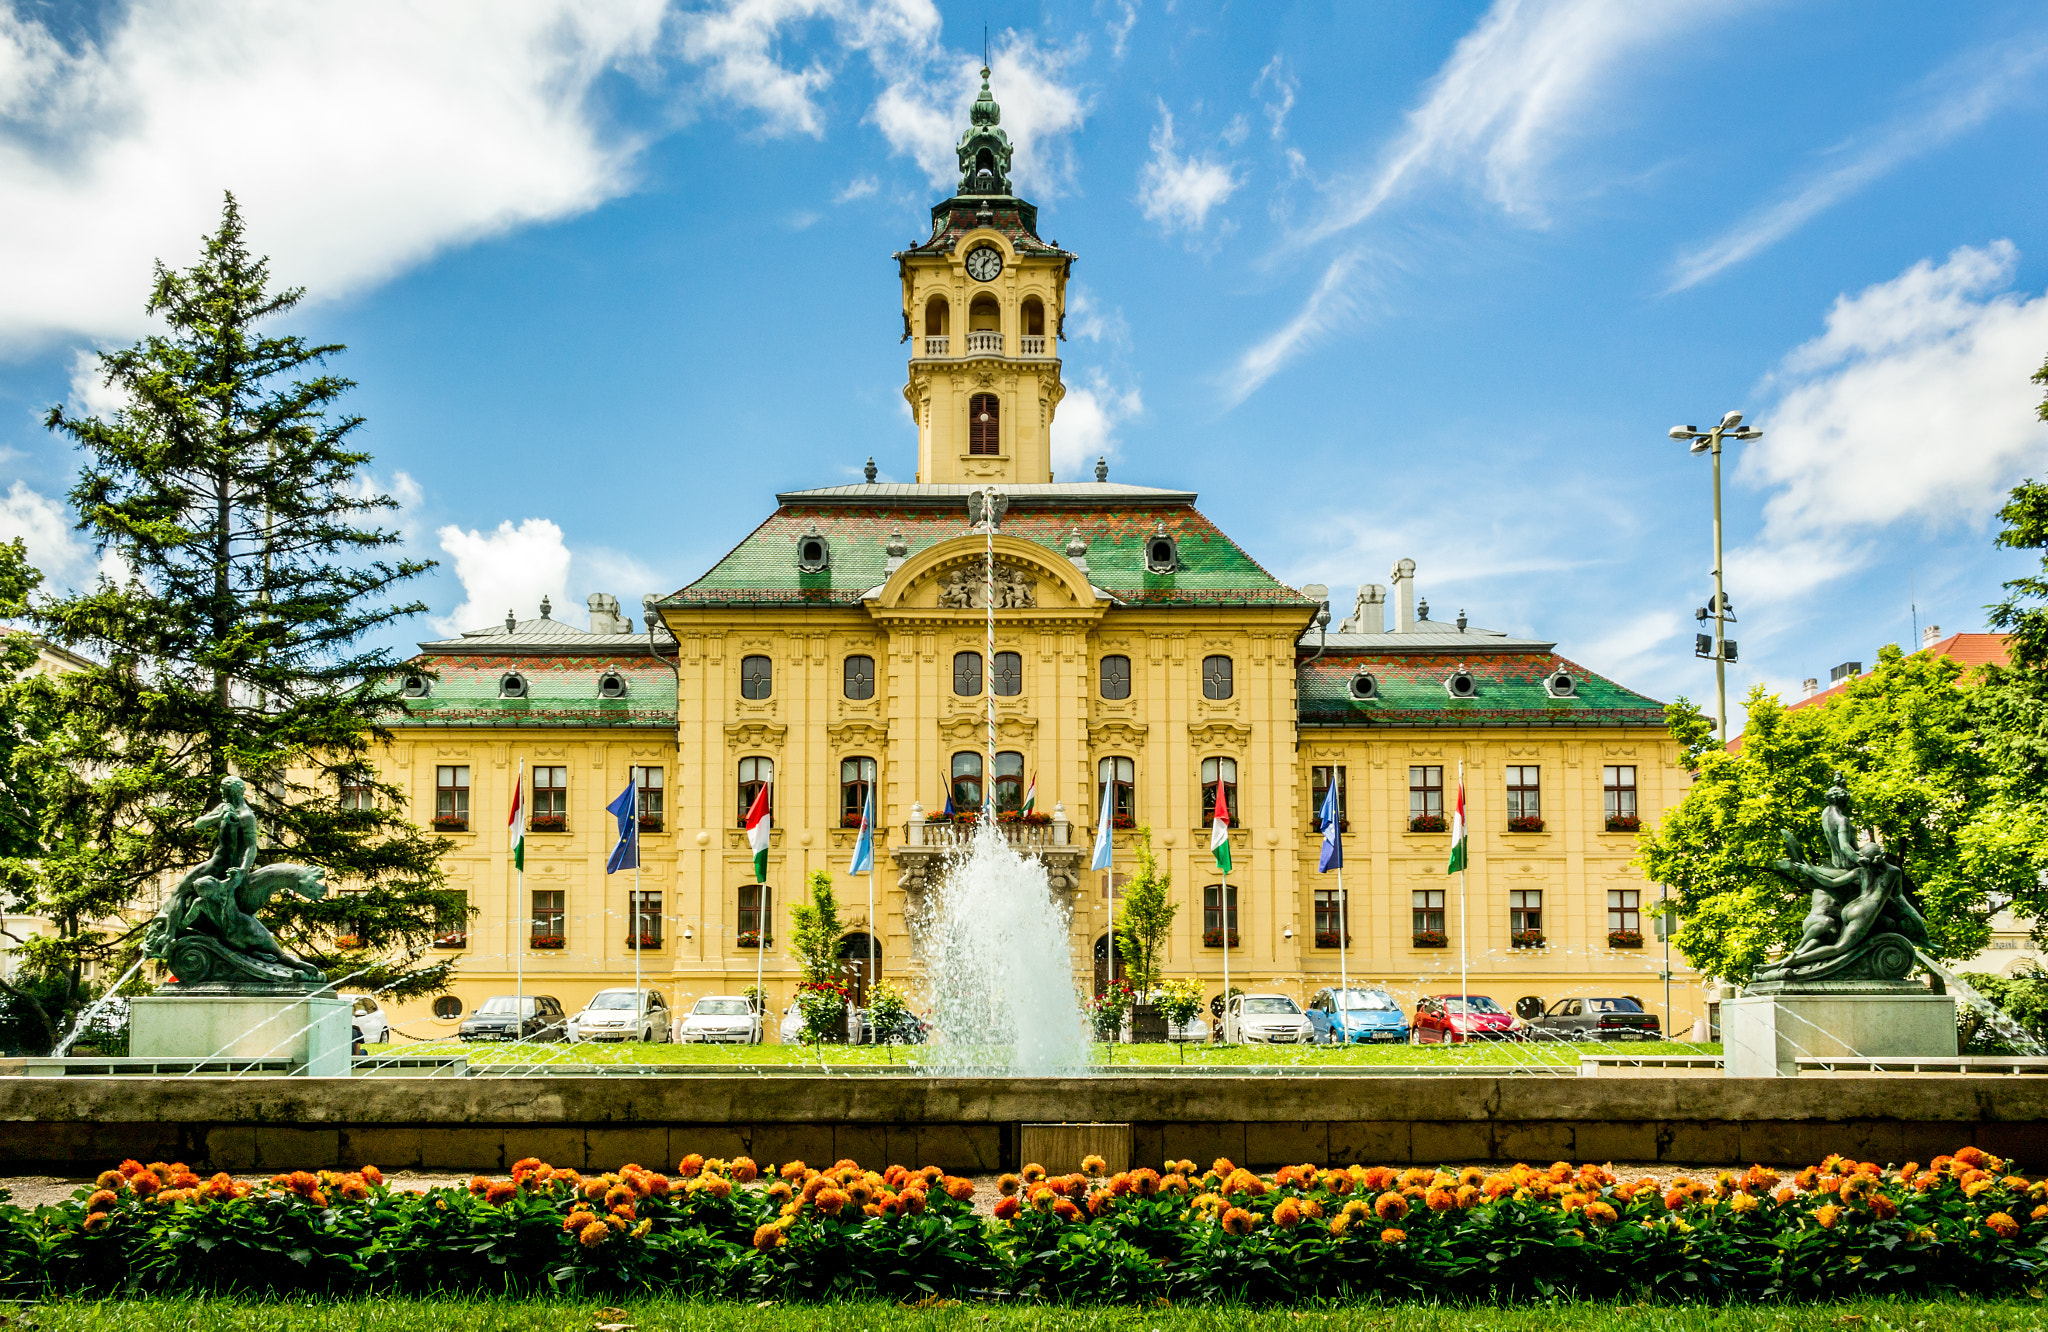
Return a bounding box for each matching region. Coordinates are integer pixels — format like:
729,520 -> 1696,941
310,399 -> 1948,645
2,195 -> 456,1048
787,868 -> 844,986
1114,826 -> 1176,997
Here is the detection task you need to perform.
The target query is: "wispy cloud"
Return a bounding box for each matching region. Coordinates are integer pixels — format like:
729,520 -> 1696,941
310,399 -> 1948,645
869,32 -> 1090,198
1252,55 -> 1295,141
834,174 -> 879,202
1135,102 -> 1239,233
1668,37 -> 2048,292
1225,250 -> 1367,407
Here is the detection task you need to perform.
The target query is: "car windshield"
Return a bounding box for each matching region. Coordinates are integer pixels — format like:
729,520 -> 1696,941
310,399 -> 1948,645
1446,996 -> 1505,1014
1242,997 -> 1300,1015
352,998 -> 376,1016
477,997 -> 530,1016
1335,991 -> 1398,1011
694,999 -> 751,1016
588,993 -> 638,1010
1588,998 -> 1643,1013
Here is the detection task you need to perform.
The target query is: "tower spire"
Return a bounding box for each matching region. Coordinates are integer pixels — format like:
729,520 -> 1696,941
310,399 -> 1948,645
955,65 -> 1014,196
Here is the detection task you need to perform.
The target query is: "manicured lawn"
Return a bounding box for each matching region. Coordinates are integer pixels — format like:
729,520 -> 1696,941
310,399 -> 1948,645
370,1038 -> 1720,1068
20,1296 -> 2044,1331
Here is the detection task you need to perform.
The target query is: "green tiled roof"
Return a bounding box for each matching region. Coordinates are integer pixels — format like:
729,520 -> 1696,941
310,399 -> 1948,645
1298,651 -> 1665,727
395,655 -> 676,728
669,500 -> 1313,609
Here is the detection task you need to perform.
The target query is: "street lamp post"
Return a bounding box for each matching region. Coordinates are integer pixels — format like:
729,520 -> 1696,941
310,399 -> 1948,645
1666,412 -> 1762,745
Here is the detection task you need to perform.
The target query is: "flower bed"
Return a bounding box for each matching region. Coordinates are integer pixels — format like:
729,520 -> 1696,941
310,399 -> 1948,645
1407,814 -> 1447,834
5,1148 -> 2041,1303
1608,929 -> 1643,949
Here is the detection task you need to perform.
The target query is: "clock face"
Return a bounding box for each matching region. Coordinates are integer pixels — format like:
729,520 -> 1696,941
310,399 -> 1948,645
965,245 -> 1003,282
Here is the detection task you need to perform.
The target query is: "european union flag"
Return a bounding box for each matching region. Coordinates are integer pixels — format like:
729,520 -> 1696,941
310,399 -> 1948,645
605,780 -> 639,874
1317,781 -> 1343,874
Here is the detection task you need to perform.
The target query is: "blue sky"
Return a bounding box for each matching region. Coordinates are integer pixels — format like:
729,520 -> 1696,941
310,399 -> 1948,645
4,1 -> 2048,726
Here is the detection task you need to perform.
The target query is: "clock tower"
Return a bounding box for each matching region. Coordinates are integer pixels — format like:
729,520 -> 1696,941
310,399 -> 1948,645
896,70 -> 1072,485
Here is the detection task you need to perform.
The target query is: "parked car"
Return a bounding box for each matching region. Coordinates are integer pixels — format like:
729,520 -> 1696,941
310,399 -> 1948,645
1306,987 -> 1409,1044
459,994 -> 567,1042
341,994 -> 389,1045
567,989 -> 671,1043
1528,996 -> 1662,1042
778,1003 -> 804,1044
1412,993 -> 1523,1044
678,995 -> 762,1044
1222,993 -> 1316,1045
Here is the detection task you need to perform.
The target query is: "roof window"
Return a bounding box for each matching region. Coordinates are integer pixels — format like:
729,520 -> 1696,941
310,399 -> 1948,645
1144,521 -> 1179,574
1444,665 -> 1477,699
499,672 -> 528,699
598,671 -> 628,699
401,672 -> 431,699
1348,669 -> 1378,701
797,526 -> 830,573
1545,670 -> 1577,699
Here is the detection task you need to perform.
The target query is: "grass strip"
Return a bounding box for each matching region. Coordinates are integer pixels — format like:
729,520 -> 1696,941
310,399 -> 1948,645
374,1040 -> 1722,1068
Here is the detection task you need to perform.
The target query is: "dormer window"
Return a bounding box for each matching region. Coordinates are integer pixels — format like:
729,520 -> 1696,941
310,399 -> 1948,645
1445,666 -> 1477,699
1545,670 -> 1577,699
401,672 -> 431,699
499,672 -> 528,699
1144,522 -> 1178,574
597,671 -> 628,699
1349,670 -> 1378,701
797,527 -> 830,572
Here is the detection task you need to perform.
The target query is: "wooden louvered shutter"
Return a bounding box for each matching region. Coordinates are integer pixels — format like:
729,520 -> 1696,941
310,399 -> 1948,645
969,394 -> 1000,455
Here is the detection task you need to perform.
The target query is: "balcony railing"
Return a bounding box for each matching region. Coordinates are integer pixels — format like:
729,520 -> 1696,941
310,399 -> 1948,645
923,335 -> 949,356
901,818 -> 1072,850
1019,335 -> 1046,356
964,330 -> 1004,354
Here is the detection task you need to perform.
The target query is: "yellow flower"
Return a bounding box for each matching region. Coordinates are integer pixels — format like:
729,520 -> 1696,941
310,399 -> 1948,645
1816,1204 -> 1842,1230
1987,1212 -> 2020,1240
1081,1154 -> 1107,1177
1729,1193 -> 1760,1215
1379,1227 -> 1406,1244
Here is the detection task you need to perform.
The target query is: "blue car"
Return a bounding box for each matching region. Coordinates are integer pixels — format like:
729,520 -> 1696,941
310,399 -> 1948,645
1306,987 -> 1409,1044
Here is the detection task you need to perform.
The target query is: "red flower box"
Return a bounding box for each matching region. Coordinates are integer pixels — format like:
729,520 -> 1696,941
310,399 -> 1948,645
529,813 -> 566,833
1412,931 -> 1447,948
432,932 -> 468,949
1608,930 -> 1643,948
624,932 -> 661,949
529,935 -> 565,950
1511,929 -> 1546,949
1314,931 -> 1353,949
1507,816 -> 1545,834
1202,928 -> 1240,948
736,931 -> 772,949
431,816 -> 468,833
1605,815 -> 1641,833
1408,814 -> 1448,834
637,815 -> 663,833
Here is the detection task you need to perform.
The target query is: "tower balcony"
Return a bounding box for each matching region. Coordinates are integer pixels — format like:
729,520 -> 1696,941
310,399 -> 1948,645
924,336 -> 950,356
1019,335 -> 1046,356
965,330 -> 1004,354
913,333 -> 1055,359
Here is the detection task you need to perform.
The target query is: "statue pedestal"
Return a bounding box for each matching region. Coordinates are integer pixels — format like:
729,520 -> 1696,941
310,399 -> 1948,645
1722,993 -> 1956,1077
130,991 -> 350,1076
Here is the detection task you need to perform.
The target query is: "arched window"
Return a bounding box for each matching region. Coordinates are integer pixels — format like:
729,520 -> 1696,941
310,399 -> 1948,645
991,650 -> 1022,696
1201,655 -> 1234,700
924,294 -> 949,336
843,654 -> 875,700
740,654 -> 773,700
433,995 -> 464,1020
969,293 -> 1000,331
1021,296 -> 1045,336
951,752 -> 983,811
1201,757 -> 1238,827
1099,654 -> 1131,700
993,751 -> 1026,812
737,757 -> 772,826
953,650 -> 983,696
969,393 -> 1000,455
1097,756 -> 1135,828
840,756 -> 876,826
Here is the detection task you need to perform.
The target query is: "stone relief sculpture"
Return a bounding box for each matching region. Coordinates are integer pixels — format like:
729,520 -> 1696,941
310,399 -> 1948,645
937,564 -> 1036,609
142,776 -> 331,989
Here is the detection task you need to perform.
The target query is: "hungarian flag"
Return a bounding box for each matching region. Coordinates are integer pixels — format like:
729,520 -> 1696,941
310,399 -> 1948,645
1447,767 -> 1468,874
1022,773 -> 1036,816
1210,783 -> 1232,874
744,783 -> 772,883
508,759 -> 525,872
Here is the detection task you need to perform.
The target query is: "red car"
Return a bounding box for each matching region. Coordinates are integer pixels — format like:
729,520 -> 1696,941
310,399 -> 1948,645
1413,993 -> 1523,1043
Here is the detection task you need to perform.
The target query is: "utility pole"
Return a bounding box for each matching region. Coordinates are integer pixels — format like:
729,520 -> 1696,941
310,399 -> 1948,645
1668,412 -> 1762,745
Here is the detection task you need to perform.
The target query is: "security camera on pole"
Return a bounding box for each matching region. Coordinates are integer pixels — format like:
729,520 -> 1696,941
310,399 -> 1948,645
1666,411 -> 1762,745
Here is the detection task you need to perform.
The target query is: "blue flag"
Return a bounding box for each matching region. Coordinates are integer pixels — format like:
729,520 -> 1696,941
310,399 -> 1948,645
1317,780 -> 1344,873
1090,778 -> 1114,872
605,780 -> 639,874
849,788 -> 875,875
942,788 -> 955,820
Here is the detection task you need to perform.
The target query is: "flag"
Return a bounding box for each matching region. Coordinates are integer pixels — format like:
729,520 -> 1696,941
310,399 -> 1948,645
745,783 -> 772,883
508,759 -> 525,872
942,788 -> 956,820
1317,780 -> 1343,873
605,779 -> 639,874
1022,772 -> 1036,816
1090,777 -> 1114,872
1209,783 -> 1232,873
849,788 -> 875,875
1447,769 -> 1468,875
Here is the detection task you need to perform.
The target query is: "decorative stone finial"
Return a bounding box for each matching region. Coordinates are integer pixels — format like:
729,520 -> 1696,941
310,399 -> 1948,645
539,595 -> 552,620
1094,455 -> 1108,482
1417,596 -> 1430,622
505,610 -> 516,634
864,456 -> 878,483
1065,528 -> 1089,559
885,530 -> 909,559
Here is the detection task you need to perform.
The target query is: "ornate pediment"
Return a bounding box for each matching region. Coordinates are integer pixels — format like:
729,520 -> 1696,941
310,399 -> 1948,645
724,721 -> 789,751
1088,719 -> 1149,750
943,714 -> 1037,743
827,720 -> 892,747
938,562 -> 1036,609
1188,721 -> 1253,751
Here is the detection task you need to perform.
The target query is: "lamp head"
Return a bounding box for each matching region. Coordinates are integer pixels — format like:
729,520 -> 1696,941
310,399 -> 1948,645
1688,438 -> 1711,455
1720,410 -> 1744,428
1735,427 -> 1762,440
1668,425 -> 1695,440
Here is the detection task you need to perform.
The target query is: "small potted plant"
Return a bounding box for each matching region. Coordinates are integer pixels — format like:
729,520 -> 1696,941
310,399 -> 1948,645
736,930 -> 771,949
1313,930 -> 1352,949
1605,814 -> 1641,833
431,814 -> 468,833
1201,927 -> 1240,948
1608,928 -> 1644,948
1507,815 -> 1545,833
1112,813 -> 1137,830
1412,929 -> 1448,948
638,814 -> 663,833
1086,979 -> 1135,1043
529,934 -> 565,950
1408,813 -> 1448,834
624,931 -> 660,949
530,813 -> 566,833
1511,929 -> 1546,949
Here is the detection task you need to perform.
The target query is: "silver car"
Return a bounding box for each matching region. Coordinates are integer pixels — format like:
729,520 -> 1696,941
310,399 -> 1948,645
1222,993 -> 1316,1045
678,995 -> 762,1044
567,988 -> 672,1043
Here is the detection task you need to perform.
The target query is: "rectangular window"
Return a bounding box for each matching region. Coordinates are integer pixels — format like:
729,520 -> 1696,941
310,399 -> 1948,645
840,756 -> 877,826
950,751 -> 983,811
1412,889 -> 1445,935
953,651 -> 982,696
1202,884 -> 1238,944
434,891 -> 469,948
1510,889 -> 1543,935
434,765 -> 470,826
1604,765 -> 1638,821
992,751 -> 1026,813
1098,756 -> 1135,827
842,654 -> 876,700
632,766 -> 664,830
628,890 -> 662,948
968,393 -> 1001,454
1201,655 -> 1234,700
738,884 -> 772,946
740,654 -> 773,700
1314,888 -> 1349,945
531,889 -> 564,945
532,766 -> 567,828
991,650 -> 1023,696
1311,765 -> 1347,831
1200,756 -> 1238,827
340,771 -> 374,811
1506,765 -> 1541,822
737,756 -> 772,826
1409,766 -> 1443,821
1099,654 -> 1131,700
1607,889 -> 1641,934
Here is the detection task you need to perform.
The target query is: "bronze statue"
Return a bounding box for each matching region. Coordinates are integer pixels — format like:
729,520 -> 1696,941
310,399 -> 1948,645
143,776 -> 331,989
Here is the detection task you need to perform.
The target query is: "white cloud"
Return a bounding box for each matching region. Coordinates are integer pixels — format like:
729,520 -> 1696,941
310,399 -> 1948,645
675,0 -> 845,137
1226,250 -> 1368,406
434,518 -> 573,637
1136,103 -> 1239,233
870,34 -> 1090,198
1050,370 -> 1141,479
835,174 -> 880,202
1064,286 -> 1128,347
65,347 -> 128,417
0,480 -> 87,584
575,545 -> 666,613
1253,55 -> 1294,140
1731,241 -> 2048,607
0,0 -> 668,351
1668,38 -> 2048,291
1104,1 -> 1140,62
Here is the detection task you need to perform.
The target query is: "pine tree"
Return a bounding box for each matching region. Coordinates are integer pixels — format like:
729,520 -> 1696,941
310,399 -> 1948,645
5,195 -> 458,1046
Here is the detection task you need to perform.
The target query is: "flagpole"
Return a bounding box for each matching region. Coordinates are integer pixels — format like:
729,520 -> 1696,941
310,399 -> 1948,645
1219,865 -> 1230,1043
513,759 -> 524,1016
632,778 -> 642,1037
1457,760 -> 1468,1013
1336,865 -> 1347,1008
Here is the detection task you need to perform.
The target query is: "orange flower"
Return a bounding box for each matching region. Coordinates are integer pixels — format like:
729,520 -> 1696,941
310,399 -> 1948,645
2031,1204 -> 2048,1223
1130,1168 -> 1161,1197
1869,1194 -> 1898,1220
339,1176 -> 371,1203
750,1222 -> 784,1252
93,1170 -> 124,1192
81,1212 -> 111,1233
1425,1187 -> 1457,1213
779,1160 -> 806,1181
1729,1193 -> 1760,1215
1380,1227 -> 1406,1244
610,1201 -> 637,1223
993,1195 -> 1021,1221
360,1165 -> 384,1187
1482,1175 -> 1515,1201
466,1176 -> 489,1198
1211,1157 -> 1237,1177
1273,1199 -> 1303,1229
485,1181 -> 517,1206
1021,1163 -> 1047,1183
729,1156 -> 758,1183
1454,1185 -> 1482,1210
577,1221 -> 609,1249
813,1187 -> 848,1217
901,1188 -> 927,1215
1953,1146 -> 1989,1170
1987,1212 -> 2020,1240
85,1189 -> 118,1213
677,1154 -> 704,1178
766,1181 -> 793,1204
563,1210 -> 596,1233
1966,1179 -> 1996,1199
1584,1200 -> 1618,1227
1162,1173 -> 1190,1196
604,1185 -> 635,1210
1081,1154 -> 1107,1177
117,1160 -> 145,1179
1816,1203 -> 1842,1230
1774,1187 -> 1796,1206
1221,1207 -> 1255,1236
1375,1192 -> 1409,1221
128,1172 -> 160,1198
308,1191 -> 329,1208
944,1176 -> 975,1202
1052,1199 -> 1083,1223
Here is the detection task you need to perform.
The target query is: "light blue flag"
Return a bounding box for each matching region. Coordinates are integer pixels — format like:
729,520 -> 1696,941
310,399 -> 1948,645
1090,777 -> 1114,872
1317,780 -> 1344,874
849,788 -> 875,875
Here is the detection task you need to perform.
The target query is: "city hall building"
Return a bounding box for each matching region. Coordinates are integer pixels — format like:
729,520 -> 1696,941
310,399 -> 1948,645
375,77 -> 1698,1041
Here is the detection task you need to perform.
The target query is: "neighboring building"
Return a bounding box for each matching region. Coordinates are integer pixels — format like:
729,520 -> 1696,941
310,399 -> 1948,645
372,75 -> 1700,1040
1784,625 -> 2011,714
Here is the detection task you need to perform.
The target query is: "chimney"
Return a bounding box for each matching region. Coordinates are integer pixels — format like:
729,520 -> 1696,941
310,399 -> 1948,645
587,593 -> 630,634
1338,584 -> 1386,634
1801,678 -> 1819,698
1390,559 -> 1417,633
1921,624 -> 1942,648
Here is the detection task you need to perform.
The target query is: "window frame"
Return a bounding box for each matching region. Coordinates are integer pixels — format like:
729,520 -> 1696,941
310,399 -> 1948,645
631,765 -> 664,830
990,650 -> 1023,697
1202,883 -> 1239,942
1607,889 -> 1641,935
628,889 -> 663,948
1098,654 -> 1131,700
740,654 -> 773,700
1509,888 -> 1543,934
1311,765 -> 1347,832
340,770 -> 374,812
1097,755 -> 1135,828
840,756 -> 877,826
434,765 -> 470,824
991,751 -> 1026,813
1505,765 -> 1541,820
1199,756 -> 1239,827
531,765 -> 568,824
950,751 -> 984,811
531,888 -> 565,944
1409,765 -> 1444,820
434,890 -> 470,949
737,756 -> 773,827
1603,765 -> 1638,820
1412,889 -> 1446,935
1201,654 -> 1234,700
738,883 -> 773,945
843,654 -> 876,701
1313,888 -> 1350,944
968,392 -> 1001,455
952,650 -> 983,697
